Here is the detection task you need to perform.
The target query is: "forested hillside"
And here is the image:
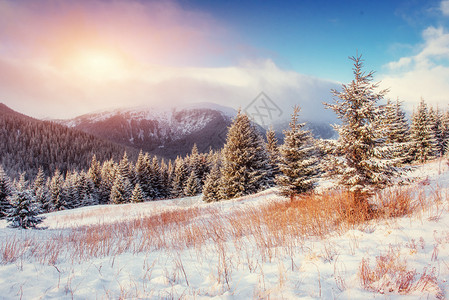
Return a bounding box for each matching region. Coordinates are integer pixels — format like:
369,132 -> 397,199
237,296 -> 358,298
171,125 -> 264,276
0,104 -> 132,178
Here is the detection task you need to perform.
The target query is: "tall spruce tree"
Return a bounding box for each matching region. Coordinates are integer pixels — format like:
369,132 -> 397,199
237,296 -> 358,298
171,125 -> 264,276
430,107 -> 445,157
265,126 -> 280,186
7,175 -> 44,229
32,167 -> 49,213
62,171 -> 79,209
100,159 -> 117,203
202,160 -> 222,202
0,165 -> 11,218
118,152 -> 133,183
383,99 -> 411,163
159,159 -> 172,199
77,171 -> 96,206
220,111 -> 270,199
184,170 -> 200,197
131,183 -> 144,203
87,155 -> 102,202
148,156 -> 162,199
134,151 -> 151,198
276,106 -> 320,199
443,109 -> 449,156
49,169 -> 65,211
323,55 -> 400,204
110,173 -> 132,204
409,99 -> 437,163
171,156 -> 188,198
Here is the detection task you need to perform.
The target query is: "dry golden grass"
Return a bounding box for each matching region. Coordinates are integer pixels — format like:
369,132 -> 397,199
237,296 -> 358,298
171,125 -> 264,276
359,246 -> 443,298
0,187 -> 424,266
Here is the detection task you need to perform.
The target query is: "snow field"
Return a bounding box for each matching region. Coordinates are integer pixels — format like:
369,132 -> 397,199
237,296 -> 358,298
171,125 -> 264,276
0,160 -> 449,299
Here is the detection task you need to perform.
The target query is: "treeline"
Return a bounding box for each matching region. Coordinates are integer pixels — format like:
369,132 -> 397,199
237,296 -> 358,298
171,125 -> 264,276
0,104 -> 134,179
0,146 -> 218,219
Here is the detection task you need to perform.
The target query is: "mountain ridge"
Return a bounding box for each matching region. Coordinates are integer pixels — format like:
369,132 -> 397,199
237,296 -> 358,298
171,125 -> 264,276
54,103 -> 335,159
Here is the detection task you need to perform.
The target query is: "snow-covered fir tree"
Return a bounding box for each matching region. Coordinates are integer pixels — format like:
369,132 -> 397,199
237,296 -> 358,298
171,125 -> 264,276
430,106 -> 445,157
32,167 -> 49,213
134,151 -> 151,198
265,126 -> 280,186
148,156 -> 162,199
62,171 -> 79,209
202,159 -> 222,202
184,170 -> 200,197
159,159 -> 172,199
7,174 -> 44,229
171,156 -> 188,198
187,144 -> 209,189
110,173 -> 132,204
323,55 -> 400,204
100,159 -> 117,203
0,165 -> 11,218
49,169 -> 65,211
220,111 -> 271,199
276,106 -> 320,199
409,98 -> 437,163
382,99 -> 411,164
118,152 -> 134,184
443,109 -> 449,156
131,183 -> 144,203
87,155 -> 102,202
77,171 -> 96,206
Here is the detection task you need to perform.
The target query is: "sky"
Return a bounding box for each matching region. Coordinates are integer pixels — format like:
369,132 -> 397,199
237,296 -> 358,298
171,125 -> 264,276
0,0 -> 449,121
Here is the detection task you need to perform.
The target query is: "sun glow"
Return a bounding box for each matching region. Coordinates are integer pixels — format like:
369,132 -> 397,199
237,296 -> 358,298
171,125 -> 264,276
64,49 -> 132,81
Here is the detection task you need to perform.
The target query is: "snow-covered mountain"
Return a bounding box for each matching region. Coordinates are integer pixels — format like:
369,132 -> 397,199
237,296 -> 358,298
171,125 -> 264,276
56,103 -> 335,158
56,103 -> 238,158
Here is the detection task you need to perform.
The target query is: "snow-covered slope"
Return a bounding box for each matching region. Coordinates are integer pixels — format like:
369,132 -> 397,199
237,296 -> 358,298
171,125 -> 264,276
1,159 -> 449,299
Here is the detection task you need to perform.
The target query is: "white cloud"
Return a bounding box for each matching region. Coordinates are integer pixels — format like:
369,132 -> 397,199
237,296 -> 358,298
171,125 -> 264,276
0,57 -> 338,123
381,26 -> 449,111
441,0 -> 449,16
387,57 -> 412,70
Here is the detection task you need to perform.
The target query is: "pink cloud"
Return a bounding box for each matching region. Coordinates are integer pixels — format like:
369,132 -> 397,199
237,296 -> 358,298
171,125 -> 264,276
0,0 -> 229,65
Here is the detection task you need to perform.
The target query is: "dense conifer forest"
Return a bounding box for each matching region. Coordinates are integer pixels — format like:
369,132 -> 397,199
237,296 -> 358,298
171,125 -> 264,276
0,103 -> 135,179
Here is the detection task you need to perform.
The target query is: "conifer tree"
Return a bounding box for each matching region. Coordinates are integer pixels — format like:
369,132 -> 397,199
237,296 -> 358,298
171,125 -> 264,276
443,109 -> 449,156
62,171 -> 79,209
220,111 -> 271,199
323,55 -> 400,205
7,175 -> 44,229
77,171 -> 96,206
49,169 -> 65,211
276,106 -> 320,199
134,151 -> 151,198
100,159 -> 117,203
159,159 -> 172,199
118,152 -> 133,182
430,107 -> 445,157
0,165 -> 11,218
171,156 -> 188,198
131,183 -> 144,203
409,99 -> 437,162
266,126 -> 280,186
184,170 -> 200,197
87,155 -> 102,201
188,144 -> 209,188
202,161 -> 222,202
148,156 -> 162,199
32,167 -> 49,213
110,173 -> 132,204
383,99 -> 411,163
